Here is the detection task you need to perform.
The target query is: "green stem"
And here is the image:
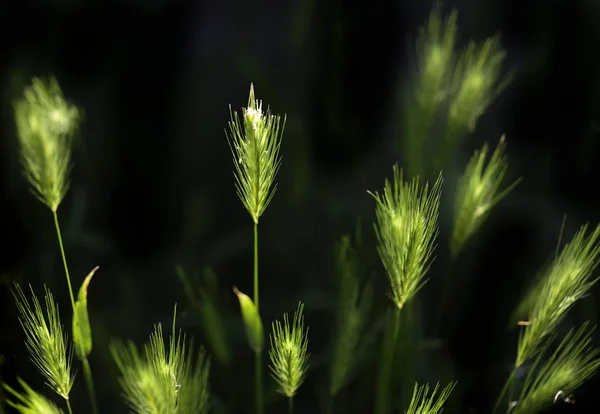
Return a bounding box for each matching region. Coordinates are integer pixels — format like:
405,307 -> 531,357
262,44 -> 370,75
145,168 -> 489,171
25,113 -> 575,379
374,306 -> 402,414
52,210 -> 75,310
254,221 -> 259,309
493,368 -> 516,414
83,357 -> 99,414
404,98 -> 437,178
255,350 -> 264,414
66,399 -> 73,414
289,396 -> 294,414
434,117 -> 465,172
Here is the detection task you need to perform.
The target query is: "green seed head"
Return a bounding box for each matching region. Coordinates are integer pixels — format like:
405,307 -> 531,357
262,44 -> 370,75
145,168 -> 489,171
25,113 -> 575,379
226,83 -> 285,224
14,77 -> 80,212
268,302 -> 310,398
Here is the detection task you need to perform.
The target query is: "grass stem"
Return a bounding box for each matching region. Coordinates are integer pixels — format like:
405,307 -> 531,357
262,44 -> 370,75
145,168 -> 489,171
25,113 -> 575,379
374,306 -> 402,414
66,399 -> 73,414
288,396 -> 294,414
253,221 -> 263,414
52,210 -> 75,310
492,367 -> 516,414
255,350 -> 264,414
83,357 -> 99,414
254,221 -> 259,309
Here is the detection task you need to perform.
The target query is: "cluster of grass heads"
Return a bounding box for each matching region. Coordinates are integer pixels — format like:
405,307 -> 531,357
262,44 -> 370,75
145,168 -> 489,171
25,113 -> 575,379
2,4 -> 600,414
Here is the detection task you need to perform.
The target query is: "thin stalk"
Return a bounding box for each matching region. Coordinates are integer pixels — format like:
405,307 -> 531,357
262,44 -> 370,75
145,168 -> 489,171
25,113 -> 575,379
254,221 -> 259,308
253,221 -> 263,414
434,117 -> 465,171
374,306 -> 402,414
83,358 -> 99,414
255,350 -> 264,414
66,399 -> 73,414
52,210 -> 75,310
492,367 -> 516,414
54,211 -> 98,414
404,99 -> 437,178
288,396 -> 294,414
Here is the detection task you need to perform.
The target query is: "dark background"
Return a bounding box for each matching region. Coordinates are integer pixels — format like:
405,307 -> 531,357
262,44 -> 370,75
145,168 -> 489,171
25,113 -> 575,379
1,0 -> 600,413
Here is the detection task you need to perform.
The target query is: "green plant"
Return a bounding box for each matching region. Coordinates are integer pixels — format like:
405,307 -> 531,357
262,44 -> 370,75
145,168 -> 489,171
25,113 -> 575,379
10,285 -> 74,411
4,378 -> 65,414
110,308 -> 211,414
405,382 -> 456,414
4,5 -> 600,414
328,235 -> 373,400
435,34 -> 512,169
404,4 -> 511,176
405,4 -> 457,177
495,223 -> 600,413
451,135 -> 522,256
369,165 -> 443,414
268,302 -> 310,414
12,77 -> 98,414
513,323 -> 600,414
177,266 -> 232,366
227,83 -> 285,414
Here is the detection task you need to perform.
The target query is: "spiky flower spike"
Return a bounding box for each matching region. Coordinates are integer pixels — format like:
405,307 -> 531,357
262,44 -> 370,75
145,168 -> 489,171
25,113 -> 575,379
451,135 -> 522,256
415,4 -> 457,109
111,310 -> 211,414
513,323 -> 600,414
268,302 -> 310,399
435,35 -> 512,169
369,165 -> 443,310
406,382 -> 456,414
516,223 -> 600,367
12,284 -> 74,402
14,77 -> 80,213
448,35 -> 511,134
405,5 -> 458,178
227,83 -> 285,224
4,378 -> 64,414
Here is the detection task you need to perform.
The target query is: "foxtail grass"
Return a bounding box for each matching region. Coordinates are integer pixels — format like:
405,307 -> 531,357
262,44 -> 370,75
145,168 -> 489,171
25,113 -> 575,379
110,307 -> 211,414
405,382 -> 456,414
516,223 -> 600,367
227,83 -> 285,414
512,323 -> 600,414
268,302 -> 310,414
435,34 -> 512,169
11,285 -> 74,413
451,135 -> 522,256
4,378 -> 65,414
14,76 -> 99,414
369,165 -> 443,414
405,4 -> 457,177
494,223 -> 600,413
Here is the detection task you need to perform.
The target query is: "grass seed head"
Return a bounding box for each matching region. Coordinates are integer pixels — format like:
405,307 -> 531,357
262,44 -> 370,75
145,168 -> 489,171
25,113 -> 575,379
4,378 -> 64,414
406,382 -> 457,414
514,323 -> 600,414
516,223 -> 600,366
448,36 -> 512,133
226,83 -> 285,224
268,302 -> 310,398
369,165 -> 442,309
451,135 -> 521,256
416,5 -> 458,108
14,77 -> 80,212
12,284 -> 74,401
110,307 -> 211,414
